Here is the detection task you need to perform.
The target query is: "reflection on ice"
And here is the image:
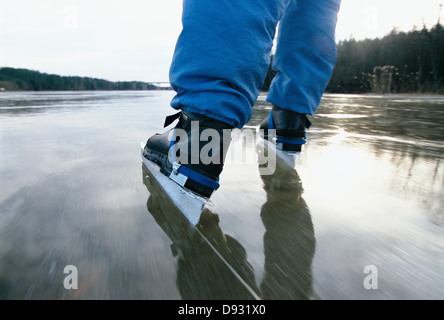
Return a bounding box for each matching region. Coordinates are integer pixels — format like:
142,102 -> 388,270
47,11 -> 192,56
0,91 -> 443,299
250,93 -> 444,299
316,113 -> 368,119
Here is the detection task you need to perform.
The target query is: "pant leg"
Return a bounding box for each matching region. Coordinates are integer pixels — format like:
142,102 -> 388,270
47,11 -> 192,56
267,0 -> 341,115
169,0 -> 287,128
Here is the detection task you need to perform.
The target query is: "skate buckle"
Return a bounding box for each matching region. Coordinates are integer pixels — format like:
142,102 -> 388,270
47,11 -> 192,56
170,162 -> 188,187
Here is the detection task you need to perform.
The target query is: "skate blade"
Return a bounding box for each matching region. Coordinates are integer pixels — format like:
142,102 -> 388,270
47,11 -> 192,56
140,143 -> 206,226
255,128 -> 299,168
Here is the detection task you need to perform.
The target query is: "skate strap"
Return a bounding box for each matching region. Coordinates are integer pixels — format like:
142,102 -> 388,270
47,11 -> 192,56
175,164 -> 220,190
276,137 -> 306,145
268,111 -> 274,130
164,111 -> 182,128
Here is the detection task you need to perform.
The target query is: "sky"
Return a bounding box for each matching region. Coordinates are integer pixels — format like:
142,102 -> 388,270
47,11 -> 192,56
1,0 -> 443,83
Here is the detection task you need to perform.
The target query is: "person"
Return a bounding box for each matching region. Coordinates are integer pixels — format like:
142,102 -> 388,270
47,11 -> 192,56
143,0 -> 342,198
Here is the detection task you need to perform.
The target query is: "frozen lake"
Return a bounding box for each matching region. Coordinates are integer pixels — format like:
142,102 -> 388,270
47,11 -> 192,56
0,91 -> 443,299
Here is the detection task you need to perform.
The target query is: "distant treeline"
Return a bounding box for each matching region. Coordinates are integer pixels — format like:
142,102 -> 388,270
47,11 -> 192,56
0,67 -> 162,91
263,23 -> 444,94
3,23 -> 443,94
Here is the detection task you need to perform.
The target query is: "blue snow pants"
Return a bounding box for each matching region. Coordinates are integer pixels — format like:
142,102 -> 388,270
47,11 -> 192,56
169,0 -> 342,128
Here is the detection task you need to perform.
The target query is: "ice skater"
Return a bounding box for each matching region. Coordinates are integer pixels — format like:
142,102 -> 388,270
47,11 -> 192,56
143,0 -> 342,198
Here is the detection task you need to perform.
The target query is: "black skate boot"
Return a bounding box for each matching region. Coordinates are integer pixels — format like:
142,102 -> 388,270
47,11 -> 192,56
143,111 -> 232,198
259,105 -> 311,152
